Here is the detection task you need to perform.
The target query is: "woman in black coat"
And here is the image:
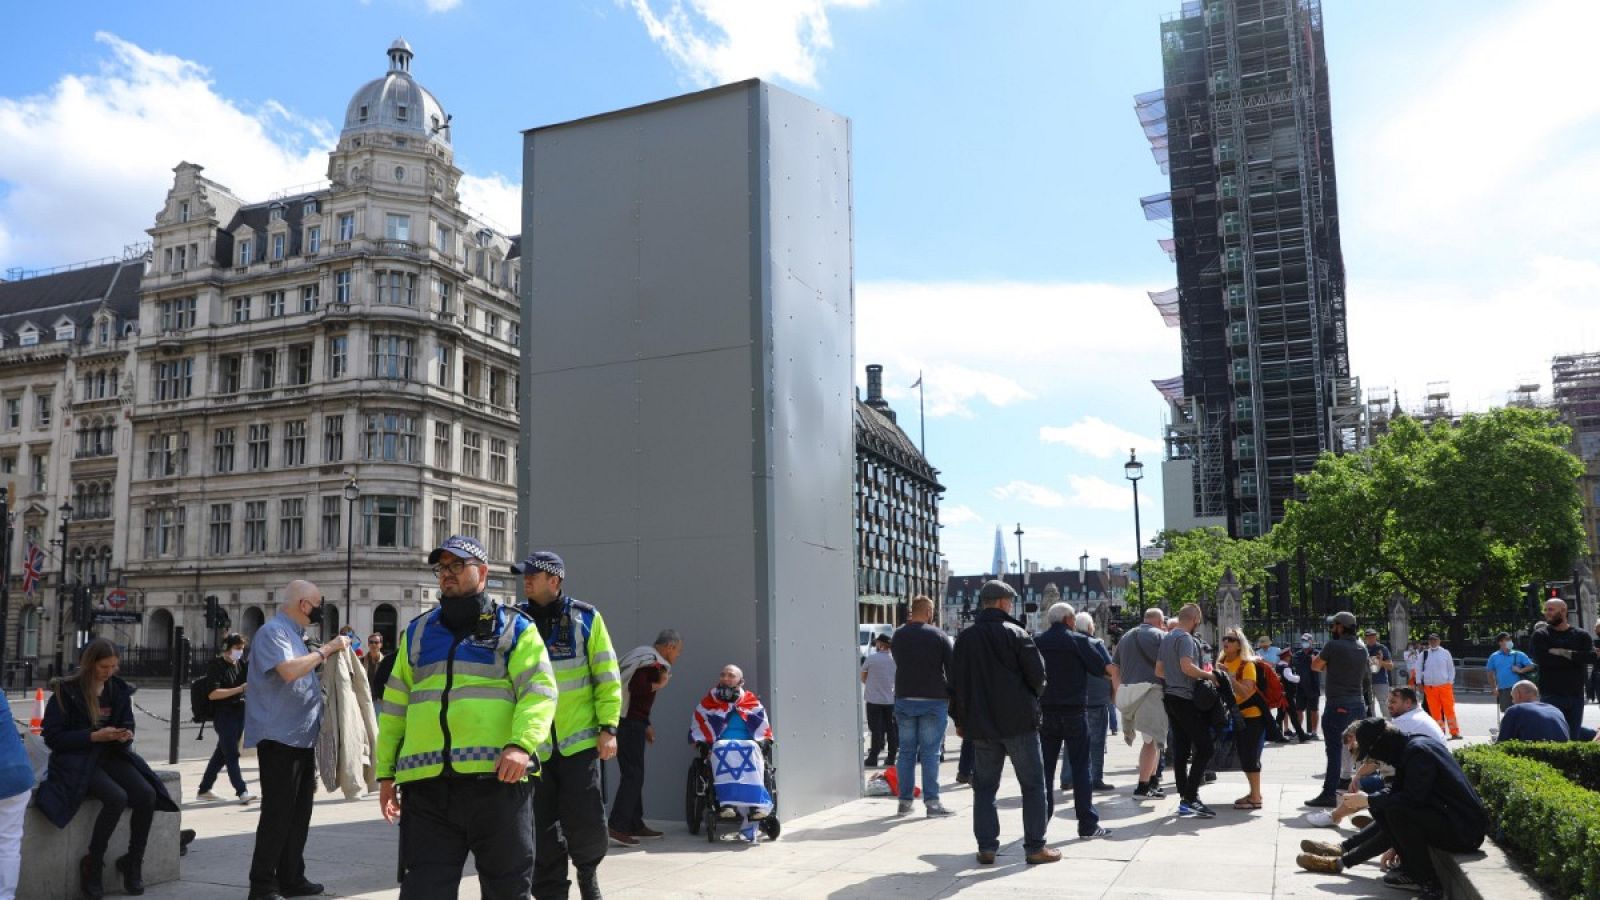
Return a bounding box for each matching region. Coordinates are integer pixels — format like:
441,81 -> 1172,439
39,638 -> 178,899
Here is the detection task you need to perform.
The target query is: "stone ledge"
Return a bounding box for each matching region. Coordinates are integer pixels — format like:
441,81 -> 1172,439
19,769 -> 182,900
1431,837 -> 1550,900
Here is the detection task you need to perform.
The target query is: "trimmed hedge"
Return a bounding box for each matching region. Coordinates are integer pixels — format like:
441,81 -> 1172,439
1456,743 -> 1600,899
1493,740 -> 1600,793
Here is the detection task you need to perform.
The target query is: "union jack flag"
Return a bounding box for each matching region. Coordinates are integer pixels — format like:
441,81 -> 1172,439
20,541 -> 44,595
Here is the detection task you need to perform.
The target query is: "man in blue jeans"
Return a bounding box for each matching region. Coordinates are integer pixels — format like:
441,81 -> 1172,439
950,581 -> 1058,865
1306,611 -> 1372,808
890,596 -> 956,817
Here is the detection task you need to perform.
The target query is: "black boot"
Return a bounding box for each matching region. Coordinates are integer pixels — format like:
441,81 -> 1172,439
79,853 -> 105,900
577,868 -> 603,900
116,853 -> 146,895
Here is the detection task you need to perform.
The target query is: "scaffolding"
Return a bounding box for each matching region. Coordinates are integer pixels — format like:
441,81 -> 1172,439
1554,352 -> 1600,461
1366,385 -> 1392,441
1420,381 -> 1453,427
1139,0 -> 1348,538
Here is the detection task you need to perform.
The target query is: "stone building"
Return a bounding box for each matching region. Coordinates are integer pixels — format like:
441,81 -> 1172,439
126,40 -> 522,655
0,256 -> 144,678
855,365 -> 943,625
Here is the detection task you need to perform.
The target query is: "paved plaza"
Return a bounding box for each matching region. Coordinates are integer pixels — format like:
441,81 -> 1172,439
11,689 -> 1515,898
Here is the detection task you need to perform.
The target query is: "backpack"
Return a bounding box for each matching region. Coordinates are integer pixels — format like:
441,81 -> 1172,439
190,675 -> 215,724
1255,661 -> 1286,709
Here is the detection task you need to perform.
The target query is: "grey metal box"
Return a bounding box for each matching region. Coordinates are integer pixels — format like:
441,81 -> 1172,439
520,80 -> 857,821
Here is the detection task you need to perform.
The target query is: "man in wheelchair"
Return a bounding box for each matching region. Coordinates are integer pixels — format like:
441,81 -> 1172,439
687,665 -> 778,843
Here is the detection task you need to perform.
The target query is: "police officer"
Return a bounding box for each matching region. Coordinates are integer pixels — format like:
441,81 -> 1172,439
515,551 -> 622,900
375,535 -> 559,900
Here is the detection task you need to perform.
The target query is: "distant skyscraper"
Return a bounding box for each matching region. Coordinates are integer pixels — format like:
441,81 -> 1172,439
991,525 -> 1007,577
1139,0 -> 1355,538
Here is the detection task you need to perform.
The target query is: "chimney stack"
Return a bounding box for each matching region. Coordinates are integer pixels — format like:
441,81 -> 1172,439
864,364 -> 895,422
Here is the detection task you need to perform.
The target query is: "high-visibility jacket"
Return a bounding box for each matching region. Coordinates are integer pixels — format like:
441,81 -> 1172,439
520,595 -> 621,760
375,596 -> 558,784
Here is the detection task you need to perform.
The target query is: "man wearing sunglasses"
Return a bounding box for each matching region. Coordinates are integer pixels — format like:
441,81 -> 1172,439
375,535 -> 558,899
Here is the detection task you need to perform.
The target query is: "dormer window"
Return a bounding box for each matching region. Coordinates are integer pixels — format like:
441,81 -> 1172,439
269,206 -> 284,223
237,239 -> 253,267
56,322 -> 75,342
303,199 -> 317,217
397,105 -> 408,122
179,201 -> 191,223
359,105 -> 369,122
98,319 -> 109,345
18,327 -> 39,347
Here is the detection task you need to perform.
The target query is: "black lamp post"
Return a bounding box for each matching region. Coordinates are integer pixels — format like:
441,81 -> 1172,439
1124,449 -> 1146,609
52,501 -> 73,678
1013,523 -> 1025,587
343,476 -> 360,639
0,487 -> 12,685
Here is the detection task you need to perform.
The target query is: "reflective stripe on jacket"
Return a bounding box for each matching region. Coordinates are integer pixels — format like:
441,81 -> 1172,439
375,599 -> 558,784
522,595 -> 622,760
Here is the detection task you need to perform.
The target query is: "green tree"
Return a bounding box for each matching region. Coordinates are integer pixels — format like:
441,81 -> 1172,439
1140,526 -> 1276,612
1270,407 -> 1584,637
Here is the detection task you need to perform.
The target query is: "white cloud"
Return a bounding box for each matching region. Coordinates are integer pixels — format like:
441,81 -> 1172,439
1039,416 -> 1162,459
941,504 -> 981,527
425,0 -> 464,11
1063,475 -> 1131,512
0,33 -> 334,271
627,0 -> 875,88
990,481 -> 1066,509
457,172 -> 522,235
857,280 -> 1177,420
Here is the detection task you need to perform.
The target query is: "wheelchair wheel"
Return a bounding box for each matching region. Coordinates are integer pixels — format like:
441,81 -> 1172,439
760,816 -> 781,841
685,759 -> 706,835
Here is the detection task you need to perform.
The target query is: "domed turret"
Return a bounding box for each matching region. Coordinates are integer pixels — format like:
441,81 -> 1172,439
342,39 -> 451,148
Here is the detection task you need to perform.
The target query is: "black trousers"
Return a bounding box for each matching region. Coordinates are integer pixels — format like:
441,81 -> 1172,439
401,778 -> 534,900
86,753 -> 156,860
532,747 -> 607,900
607,720 -> 649,833
1376,804 -> 1482,887
864,703 -> 898,766
1338,820 -> 1392,869
1039,707 -> 1099,836
1162,695 -> 1214,803
249,741 -> 316,894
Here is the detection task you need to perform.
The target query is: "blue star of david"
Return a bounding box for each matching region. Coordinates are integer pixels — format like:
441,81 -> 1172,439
712,743 -> 759,779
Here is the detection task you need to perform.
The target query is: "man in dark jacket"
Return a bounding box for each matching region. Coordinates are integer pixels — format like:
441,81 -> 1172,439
1297,718 -> 1487,899
950,580 -> 1057,866
1529,598 -> 1596,739
890,595 -> 955,818
1034,603 -> 1114,839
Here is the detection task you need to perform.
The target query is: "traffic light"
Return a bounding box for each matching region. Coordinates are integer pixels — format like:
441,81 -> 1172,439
204,595 -> 219,629
72,586 -> 91,626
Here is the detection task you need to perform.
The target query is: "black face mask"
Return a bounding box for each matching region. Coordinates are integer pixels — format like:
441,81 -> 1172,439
440,594 -> 482,633
713,685 -> 741,703
306,603 -> 324,626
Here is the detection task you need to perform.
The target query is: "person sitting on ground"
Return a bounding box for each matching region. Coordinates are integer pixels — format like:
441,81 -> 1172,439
38,639 -> 180,899
1298,718 -> 1488,899
689,665 -> 775,843
1496,680 -> 1571,743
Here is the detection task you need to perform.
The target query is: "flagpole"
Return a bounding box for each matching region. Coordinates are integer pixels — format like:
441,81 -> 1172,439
917,371 -> 926,457
0,487 -> 11,690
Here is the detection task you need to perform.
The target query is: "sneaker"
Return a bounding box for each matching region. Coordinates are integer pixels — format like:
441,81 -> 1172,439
1303,810 -> 1335,828
896,798 -> 915,816
1132,782 -> 1153,799
1304,793 -> 1338,809
1176,802 -> 1196,817
1383,869 -> 1424,892
608,828 -> 640,847
238,791 -> 258,805
1188,800 -> 1216,819
1202,771 -> 1217,784
1350,814 -> 1373,829
632,826 -> 665,839
1300,838 -> 1343,857
196,790 -> 222,802
1080,826 -> 1111,840
1296,853 -> 1343,874
925,803 -> 956,818
1448,734 -> 1463,741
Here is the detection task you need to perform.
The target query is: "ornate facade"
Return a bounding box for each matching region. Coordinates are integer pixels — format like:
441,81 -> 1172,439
127,40 -> 522,653
855,365 -> 943,625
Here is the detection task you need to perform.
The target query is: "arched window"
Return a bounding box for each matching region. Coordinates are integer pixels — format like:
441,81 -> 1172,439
373,603 -> 398,650
146,608 -> 174,653
242,606 -> 266,640
71,548 -> 85,585
20,607 -> 40,657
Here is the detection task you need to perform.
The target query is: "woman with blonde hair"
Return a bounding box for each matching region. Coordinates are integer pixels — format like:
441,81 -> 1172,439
1219,626 -> 1269,809
38,638 -> 179,897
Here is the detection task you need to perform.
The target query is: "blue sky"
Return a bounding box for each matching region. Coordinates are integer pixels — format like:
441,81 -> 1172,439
3,1 -> 1599,573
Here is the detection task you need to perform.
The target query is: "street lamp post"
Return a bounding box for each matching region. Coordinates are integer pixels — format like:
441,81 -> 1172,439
1014,523 -> 1025,588
343,476 -> 360,640
0,487 -> 12,686
1124,449 -> 1146,609
52,501 -> 73,678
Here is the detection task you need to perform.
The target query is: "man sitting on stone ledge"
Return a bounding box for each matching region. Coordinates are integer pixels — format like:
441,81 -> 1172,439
1296,718 -> 1487,900
1496,680 -> 1571,743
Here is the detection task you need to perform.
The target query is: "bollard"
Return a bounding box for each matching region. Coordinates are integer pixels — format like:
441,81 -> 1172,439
170,628 -> 187,764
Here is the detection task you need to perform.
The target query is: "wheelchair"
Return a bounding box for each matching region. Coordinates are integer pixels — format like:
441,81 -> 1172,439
685,740 -> 781,842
